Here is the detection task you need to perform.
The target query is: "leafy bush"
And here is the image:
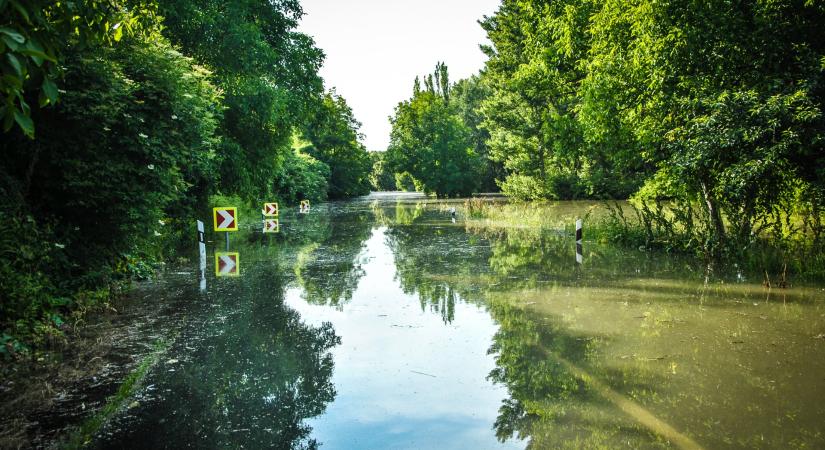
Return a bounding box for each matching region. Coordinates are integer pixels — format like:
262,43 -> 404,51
0,35 -> 222,348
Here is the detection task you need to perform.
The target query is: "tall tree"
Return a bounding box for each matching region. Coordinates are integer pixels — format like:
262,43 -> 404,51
387,64 -> 483,197
157,0 -> 325,200
301,91 -> 372,198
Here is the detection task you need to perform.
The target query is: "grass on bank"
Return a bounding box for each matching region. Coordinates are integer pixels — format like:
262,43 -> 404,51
459,197 -> 825,281
62,338 -> 170,449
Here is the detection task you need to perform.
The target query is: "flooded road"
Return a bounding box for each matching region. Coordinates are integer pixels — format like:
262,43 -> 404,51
91,193 -> 825,449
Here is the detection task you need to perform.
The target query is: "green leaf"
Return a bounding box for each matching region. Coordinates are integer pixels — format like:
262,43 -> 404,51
13,109 -> 33,137
3,107 -> 16,132
21,40 -> 56,65
2,73 -> 22,89
1,35 -> 20,51
42,78 -> 58,104
5,53 -> 22,76
0,27 -> 25,44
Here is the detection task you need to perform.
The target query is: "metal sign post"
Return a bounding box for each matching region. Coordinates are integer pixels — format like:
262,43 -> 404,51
213,207 -> 238,251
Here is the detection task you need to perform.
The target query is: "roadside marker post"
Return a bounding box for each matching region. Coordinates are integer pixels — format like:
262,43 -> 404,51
575,218 -> 583,265
197,220 -> 207,291
215,252 -> 240,277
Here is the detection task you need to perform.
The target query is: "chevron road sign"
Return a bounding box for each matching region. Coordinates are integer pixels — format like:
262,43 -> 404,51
263,218 -> 280,233
215,252 -> 240,277
263,202 -> 279,217
213,207 -> 238,232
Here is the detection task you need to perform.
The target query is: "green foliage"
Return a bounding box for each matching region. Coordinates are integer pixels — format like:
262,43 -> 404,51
0,0 -> 159,137
301,91 -> 372,198
368,151 -> 396,191
157,0 -> 326,202
394,172 -> 418,192
0,34 -> 222,346
450,75 -> 502,192
272,147 -> 330,205
476,0 -> 825,253
387,63 -> 484,197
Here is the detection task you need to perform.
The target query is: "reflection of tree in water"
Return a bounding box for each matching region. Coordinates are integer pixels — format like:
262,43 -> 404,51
95,262 -> 340,449
385,218 -> 676,447
294,209 -> 374,308
384,205 -> 490,322
486,299 -> 668,449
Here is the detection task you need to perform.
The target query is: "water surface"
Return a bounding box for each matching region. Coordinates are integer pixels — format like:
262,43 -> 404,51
92,193 -> 825,449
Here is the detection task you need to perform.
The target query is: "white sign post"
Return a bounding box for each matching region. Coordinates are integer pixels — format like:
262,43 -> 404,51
197,220 -> 207,291
575,218 -> 583,265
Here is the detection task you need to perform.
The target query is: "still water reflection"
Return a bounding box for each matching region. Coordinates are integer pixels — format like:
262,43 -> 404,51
93,193 -> 825,449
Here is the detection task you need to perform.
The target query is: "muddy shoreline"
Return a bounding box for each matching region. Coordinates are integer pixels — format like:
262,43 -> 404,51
0,274 -> 195,449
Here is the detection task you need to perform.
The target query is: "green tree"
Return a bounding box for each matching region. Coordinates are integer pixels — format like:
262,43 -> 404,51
157,0 -> 325,200
369,151 -> 396,191
387,63 -> 483,197
451,75 -> 502,192
301,91 -> 372,198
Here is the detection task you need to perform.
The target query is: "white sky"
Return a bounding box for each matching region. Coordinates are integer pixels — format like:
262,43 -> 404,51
298,0 -> 501,151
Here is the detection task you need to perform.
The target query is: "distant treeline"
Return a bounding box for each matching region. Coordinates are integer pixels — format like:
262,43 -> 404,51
382,0 -> 825,258
0,0 -> 370,351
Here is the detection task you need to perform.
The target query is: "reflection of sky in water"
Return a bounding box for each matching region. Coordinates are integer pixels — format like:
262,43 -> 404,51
286,227 -> 523,450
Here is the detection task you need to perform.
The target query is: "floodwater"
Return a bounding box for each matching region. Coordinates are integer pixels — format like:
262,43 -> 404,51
88,193 -> 824,449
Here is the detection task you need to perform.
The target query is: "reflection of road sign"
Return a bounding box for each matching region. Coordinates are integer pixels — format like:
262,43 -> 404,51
215,252 -> 240,277
299,200 -> 310,214
263,202 -> 279,216
263,218 -> 279,233
213,207 -> 238,232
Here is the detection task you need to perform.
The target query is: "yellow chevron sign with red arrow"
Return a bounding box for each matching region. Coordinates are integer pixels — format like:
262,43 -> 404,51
215,252 -> 240,277
263,202 -> 278,217
213,207 -> 238,232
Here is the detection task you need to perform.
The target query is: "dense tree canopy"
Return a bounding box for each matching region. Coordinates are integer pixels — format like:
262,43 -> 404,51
378,0 -> 825,254
0,0 -> 372,348
300,91 -> 372,198
386,63 -> 485,197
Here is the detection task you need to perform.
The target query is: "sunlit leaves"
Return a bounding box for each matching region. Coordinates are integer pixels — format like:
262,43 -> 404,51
388,88 -> 482,197
0,0 -> 158,138
479,0 -> 825,248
